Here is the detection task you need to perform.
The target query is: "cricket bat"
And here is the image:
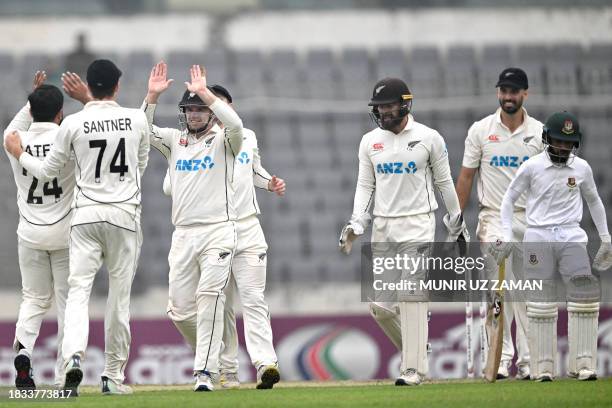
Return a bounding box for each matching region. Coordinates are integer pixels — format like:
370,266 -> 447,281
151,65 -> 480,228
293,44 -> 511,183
483,260 -> 505,382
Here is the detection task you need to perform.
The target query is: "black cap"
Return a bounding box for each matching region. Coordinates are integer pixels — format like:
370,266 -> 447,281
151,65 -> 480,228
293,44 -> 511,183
544,111 -> 581,142
495,67 -> 528,90
368,77 -> 412,106
86,59 -> 122,90
208,84 -> 232,103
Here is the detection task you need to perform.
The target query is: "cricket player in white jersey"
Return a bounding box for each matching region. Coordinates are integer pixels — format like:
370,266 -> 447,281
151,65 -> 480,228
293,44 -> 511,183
143,62 -> 244,392
339,77 -> 468,386
3,73 -> 73,390
455,68 -> 543,379
492,111 -> 612,382
5,59 -> 150,396
161,84 -> 286,389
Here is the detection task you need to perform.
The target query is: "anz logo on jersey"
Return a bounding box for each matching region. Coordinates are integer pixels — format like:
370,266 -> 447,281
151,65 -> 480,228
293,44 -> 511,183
237,151 -> 250,164
376,161 -> 418,174
175,156 -> 215,172
489,155 -> 530,168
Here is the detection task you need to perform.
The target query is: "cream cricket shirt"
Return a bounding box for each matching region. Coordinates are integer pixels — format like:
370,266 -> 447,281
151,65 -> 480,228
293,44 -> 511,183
4,104 -> 75,250
502,152 -> 608,239
145,99 -> 244,226
462,108 -> 543,211
19,101 -> 150,231
351,114 -> 460,221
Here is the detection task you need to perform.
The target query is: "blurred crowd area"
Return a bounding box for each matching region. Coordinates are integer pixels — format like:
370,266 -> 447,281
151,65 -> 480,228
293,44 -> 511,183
0,3 -> 611,314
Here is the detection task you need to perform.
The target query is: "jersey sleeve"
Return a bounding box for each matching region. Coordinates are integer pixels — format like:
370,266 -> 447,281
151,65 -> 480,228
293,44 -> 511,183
429,131 -> 461,217
462,123 -> 482,169
142,100 -> 174,159
501,162 -> 532,241
210,99 -> 243,156
252,138 -> 273,190
581,162 -> 610,239
18,117 -> 73,181
4,103 -> 32,138
349,136 -> 375,232
136,111 -> 150,177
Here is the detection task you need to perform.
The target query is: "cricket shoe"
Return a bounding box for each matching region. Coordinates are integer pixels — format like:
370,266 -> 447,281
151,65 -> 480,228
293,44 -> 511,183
102,376 -> 134,395
14,351 -> 35,390
194,370 -> 214,392
256,364 -> 280,389
395,368 -> 422,386
63,355 -> 83,397
516,364 -> 531,380
219,371 -> 240,389
534,372 -> 553,382
577,369 -> 597,381
496,360 -> 510,380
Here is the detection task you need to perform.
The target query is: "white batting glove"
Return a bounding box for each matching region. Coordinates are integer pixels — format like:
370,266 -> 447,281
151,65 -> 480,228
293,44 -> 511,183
487,239 -> 514,265
339,225 -> 358,255
593,237 -> 612,271
443,213 -> 471,245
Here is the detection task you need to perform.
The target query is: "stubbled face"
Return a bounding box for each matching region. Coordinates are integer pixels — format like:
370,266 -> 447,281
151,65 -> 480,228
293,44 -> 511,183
548,137 -> 576,163
376,101 -> 405,131
497,86 -> 527,115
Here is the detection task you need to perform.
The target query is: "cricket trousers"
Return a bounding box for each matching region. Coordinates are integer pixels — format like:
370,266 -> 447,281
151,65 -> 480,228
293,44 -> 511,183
14,241 -> 69,386
166,221 -> 237,374
219,215 -> 277,372
477,208 -> 530,369
62,220 -> 142,384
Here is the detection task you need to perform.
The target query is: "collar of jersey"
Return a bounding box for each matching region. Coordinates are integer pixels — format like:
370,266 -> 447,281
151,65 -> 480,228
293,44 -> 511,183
84,100 -> 121,109
29,122 -> 59,131
187,123 -> 222,144
495,107 -> 529,136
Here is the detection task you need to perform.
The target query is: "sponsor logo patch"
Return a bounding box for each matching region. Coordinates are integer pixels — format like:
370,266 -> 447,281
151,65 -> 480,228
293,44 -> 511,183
373,142 -> 384,151
488,134 -> 500,142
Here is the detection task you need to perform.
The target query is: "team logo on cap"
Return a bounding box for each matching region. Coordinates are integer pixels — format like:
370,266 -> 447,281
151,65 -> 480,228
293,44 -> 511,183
567,177 -> 576,188
562,119 -> 574,134
529,254 -> 538,265
375,85 -> 386,95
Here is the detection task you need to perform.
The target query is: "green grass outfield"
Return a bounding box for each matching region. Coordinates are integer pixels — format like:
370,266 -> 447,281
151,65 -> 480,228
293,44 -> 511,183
1,378 -> 611,408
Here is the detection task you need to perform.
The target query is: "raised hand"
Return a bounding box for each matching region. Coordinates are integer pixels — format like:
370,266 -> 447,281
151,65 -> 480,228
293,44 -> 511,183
32,71 -> 46,90
62,72 -> 92,104
4,130 -> 24,159
148,61 -> 174,95
184,64 -> 207,94
268,175 -> 286,197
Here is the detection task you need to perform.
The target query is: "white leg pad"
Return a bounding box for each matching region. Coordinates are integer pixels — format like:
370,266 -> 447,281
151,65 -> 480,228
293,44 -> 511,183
567,301 -> 599,375
526,302 -> 557,378
399,302 -> 428,377
369,302 -> 401,350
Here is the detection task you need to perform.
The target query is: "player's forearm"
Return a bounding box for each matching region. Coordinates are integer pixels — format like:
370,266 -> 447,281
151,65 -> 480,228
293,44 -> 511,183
4,103 -> 32,137
211,99 -> 243,155
141,100 -> 155,132
432,158 -> 461,217
350,165 -> 375,233
138,132 -> 150,177
145,92 -> 161,105
19,152 -> 61,181
585,193 -> 610,240
456,167 -> 476,212
500,188 -> 520,242
253,150 -> 273,190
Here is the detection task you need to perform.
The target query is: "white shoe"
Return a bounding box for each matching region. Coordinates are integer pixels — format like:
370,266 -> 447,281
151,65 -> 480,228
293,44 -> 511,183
535,372 -> 553,382
62,355 -> 83,397
395,368 -> 422,386
516,364 -> 530,380
194,371 -> 214,392
256,364 -> 280,389
101,376 -> 133,395
219,371 -> 240,389
496,360 -> 510,380
577,368 -> 597,381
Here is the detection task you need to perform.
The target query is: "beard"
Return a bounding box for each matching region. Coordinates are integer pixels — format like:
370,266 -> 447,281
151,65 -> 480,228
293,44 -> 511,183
380,116 -> 404,131
499,97 -> 523,114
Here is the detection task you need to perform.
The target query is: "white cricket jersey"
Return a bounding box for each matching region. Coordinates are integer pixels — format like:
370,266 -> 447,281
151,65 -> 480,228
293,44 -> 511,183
505,152 -> 603,231
351,114 -> 460,220
19,101 -> 150,231
234,128 -> 273,220
462,108 -> 543,212
3,104 -> 75,250
144,98 -> 244,226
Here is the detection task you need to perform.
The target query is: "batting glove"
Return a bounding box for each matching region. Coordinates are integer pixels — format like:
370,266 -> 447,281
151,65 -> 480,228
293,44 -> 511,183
443,213 -> 471,244
593,236 -> 612,271
339,225 -> 358,255
487,239 -> 514,265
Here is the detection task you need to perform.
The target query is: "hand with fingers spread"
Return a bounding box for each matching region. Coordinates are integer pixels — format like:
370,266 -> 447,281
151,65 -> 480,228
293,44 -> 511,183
32,71 -> 46,90
62,71 -> 92,104
268,175 -> 286,197
184,64 -> 216,105
146,61 -> 174,103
